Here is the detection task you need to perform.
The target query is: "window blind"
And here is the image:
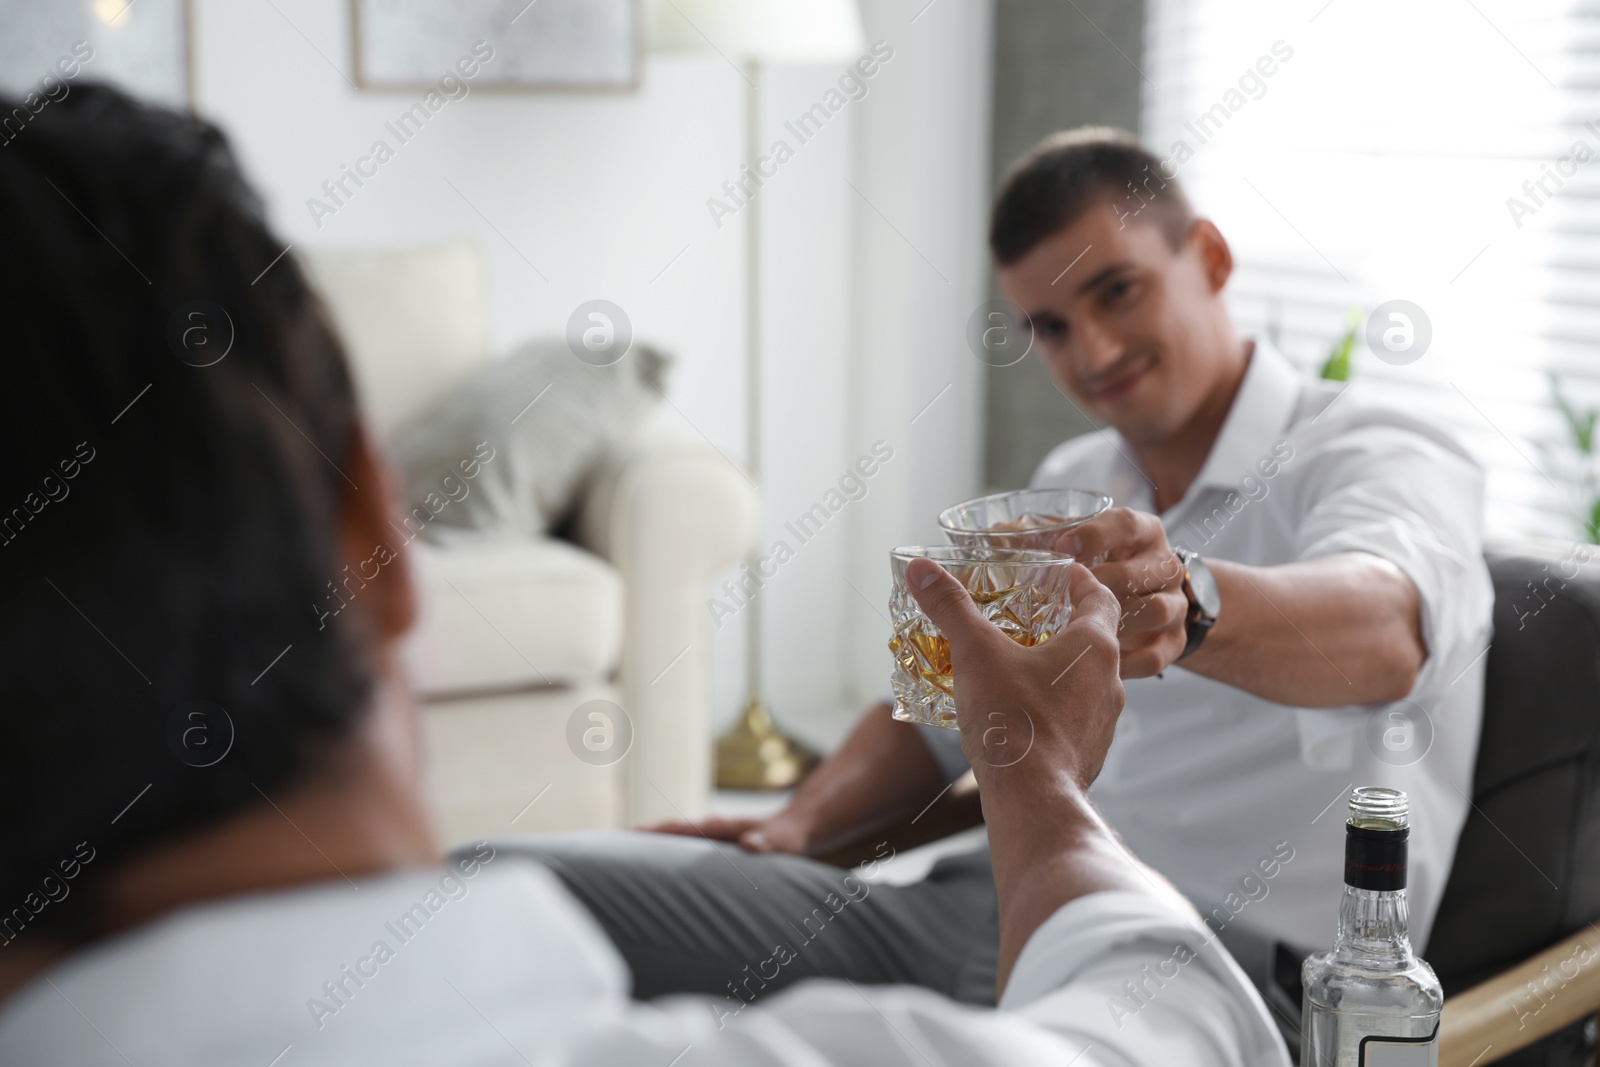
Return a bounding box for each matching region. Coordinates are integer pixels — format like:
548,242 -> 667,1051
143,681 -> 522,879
1142,0 -> 1600,542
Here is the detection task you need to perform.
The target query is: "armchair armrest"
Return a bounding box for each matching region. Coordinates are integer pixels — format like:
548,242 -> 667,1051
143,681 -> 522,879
1440,927 -> 1600,1066
572,423 -> 760,826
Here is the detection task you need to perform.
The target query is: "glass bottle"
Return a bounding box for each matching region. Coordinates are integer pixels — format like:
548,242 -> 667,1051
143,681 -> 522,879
1301,786 -> 1443,1065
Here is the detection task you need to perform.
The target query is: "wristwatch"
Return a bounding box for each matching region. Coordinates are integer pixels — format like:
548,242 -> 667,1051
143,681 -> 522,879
1174,547 -> 1220,660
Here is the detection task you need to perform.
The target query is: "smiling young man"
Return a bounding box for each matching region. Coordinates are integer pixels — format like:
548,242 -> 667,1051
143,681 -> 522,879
527,128 -> 1493,1029
948,128 -> 1494,1002
0,93 -> 1289,1065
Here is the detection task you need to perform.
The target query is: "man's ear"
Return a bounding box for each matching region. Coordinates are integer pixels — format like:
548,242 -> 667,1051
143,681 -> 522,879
1188,218 -> 1234,293
338,423 -> 417,642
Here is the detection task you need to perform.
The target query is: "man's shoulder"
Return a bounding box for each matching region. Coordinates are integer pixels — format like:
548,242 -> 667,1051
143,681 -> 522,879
0,861 -> 623,1063
1030,431 -> 1119,489
1286,382 -> 1483,474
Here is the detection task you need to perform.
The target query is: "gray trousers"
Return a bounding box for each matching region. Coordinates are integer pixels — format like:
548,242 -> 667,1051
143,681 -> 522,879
478,832 -> 1001,1007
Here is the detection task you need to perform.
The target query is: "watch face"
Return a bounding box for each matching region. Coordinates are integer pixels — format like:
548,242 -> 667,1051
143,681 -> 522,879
1187,556 -> 1222,617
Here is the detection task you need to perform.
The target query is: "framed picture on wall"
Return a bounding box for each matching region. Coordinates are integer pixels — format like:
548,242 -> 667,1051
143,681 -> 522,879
352,0 -> 640,92
0,0 -> 192,111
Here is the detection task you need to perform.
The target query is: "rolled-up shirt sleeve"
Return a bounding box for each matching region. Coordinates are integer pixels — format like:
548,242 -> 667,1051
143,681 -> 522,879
554,891 -> 1289,1066
1289,418 -> 1493,696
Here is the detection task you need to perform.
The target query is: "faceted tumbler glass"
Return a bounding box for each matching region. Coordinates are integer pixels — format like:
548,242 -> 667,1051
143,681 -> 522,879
937,487 -> 1113,552
887,547 -> 1075,730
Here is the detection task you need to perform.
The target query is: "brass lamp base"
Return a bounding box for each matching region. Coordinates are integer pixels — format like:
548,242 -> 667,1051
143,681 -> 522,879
714,697 -> 820,791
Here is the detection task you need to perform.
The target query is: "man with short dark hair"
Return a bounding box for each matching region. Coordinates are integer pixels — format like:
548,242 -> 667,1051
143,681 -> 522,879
0,91 -> 1286,1065
533,127 -> 1492,1028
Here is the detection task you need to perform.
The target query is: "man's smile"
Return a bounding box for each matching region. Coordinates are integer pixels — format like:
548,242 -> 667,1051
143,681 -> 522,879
1086,350 -> 1157,406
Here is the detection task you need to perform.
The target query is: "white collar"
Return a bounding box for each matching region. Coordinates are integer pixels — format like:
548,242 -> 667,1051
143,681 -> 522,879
1104,337 -> 1301,515
1183,338 -> 1301,497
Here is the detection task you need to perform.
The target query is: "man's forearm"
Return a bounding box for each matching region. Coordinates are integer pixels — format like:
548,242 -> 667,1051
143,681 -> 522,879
1182,552 -> 1424,706
978,765 -> 1189,992
779,701 -> 947,856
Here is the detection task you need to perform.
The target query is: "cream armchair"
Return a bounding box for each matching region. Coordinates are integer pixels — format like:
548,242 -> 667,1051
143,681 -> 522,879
301,240 -> 758,845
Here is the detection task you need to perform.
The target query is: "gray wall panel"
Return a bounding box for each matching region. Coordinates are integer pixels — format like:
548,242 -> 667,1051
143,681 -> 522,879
983,0 -> 1145,490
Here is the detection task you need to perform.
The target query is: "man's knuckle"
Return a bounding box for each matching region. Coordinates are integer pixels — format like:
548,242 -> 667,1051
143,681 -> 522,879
1088,624 -> 1122,658
1157,594 -> 1184,627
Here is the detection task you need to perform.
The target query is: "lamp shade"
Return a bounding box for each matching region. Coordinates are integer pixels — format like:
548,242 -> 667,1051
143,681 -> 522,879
650,0 -> 865,64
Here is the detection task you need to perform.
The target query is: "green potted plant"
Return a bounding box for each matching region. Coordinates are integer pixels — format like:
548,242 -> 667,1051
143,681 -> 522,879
1318,307 -> 1364,382
1549,374 -> 1600,543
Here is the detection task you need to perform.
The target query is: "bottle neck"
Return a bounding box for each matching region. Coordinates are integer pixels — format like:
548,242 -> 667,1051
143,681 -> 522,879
1333,884 -> 1416,962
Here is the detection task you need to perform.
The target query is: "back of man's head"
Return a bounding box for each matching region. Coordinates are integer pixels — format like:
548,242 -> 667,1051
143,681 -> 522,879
0,85 -> 372,940
990,127 -> 1194,266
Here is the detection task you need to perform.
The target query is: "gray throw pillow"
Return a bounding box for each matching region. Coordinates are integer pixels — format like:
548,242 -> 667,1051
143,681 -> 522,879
392,338 -> 668,544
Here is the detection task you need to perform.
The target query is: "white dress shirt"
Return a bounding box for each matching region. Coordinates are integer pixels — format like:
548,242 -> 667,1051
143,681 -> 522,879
0,859 -> 1288,1066
921,340 -> 1492,971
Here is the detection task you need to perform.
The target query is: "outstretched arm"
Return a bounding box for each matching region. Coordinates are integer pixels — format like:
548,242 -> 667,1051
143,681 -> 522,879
1183,553 -> 1421,705
1060,508 -> 1423,706
906,557 -> 1188,989
581,561 -> 1287,1066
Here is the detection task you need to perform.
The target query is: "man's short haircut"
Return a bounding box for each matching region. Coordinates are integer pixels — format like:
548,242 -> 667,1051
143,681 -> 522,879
0,86 -> 374,938
989,127 -> 1195,266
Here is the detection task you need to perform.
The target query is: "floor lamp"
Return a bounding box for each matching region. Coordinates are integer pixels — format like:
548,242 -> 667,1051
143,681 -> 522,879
651,0 -> 866,789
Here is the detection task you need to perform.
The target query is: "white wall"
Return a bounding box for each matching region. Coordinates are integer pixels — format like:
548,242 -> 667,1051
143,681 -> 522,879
187,0 -> 991,750
743,64 -> 859,744
838,0 -> 995,734
191,0 -> 749,465
704,2 -> 997,748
